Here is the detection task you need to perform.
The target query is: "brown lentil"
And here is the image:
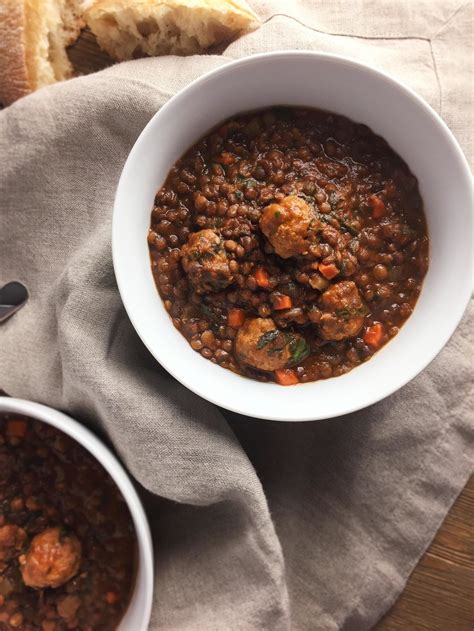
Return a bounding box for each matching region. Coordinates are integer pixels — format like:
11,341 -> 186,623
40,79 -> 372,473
0,415 -> 135,630
149,107 -> 428,384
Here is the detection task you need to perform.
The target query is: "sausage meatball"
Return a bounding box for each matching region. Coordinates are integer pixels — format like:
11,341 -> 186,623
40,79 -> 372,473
0,524 -> 26,570
181,229 -> 234,293
260,195 -> 318,258
20,527 -> 82,589
319,281 -> 366,340
235,318 -> 291,371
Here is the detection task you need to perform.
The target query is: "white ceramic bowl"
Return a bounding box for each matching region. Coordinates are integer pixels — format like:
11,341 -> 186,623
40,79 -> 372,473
0,397 -> 153,631
113,51 -> 472,422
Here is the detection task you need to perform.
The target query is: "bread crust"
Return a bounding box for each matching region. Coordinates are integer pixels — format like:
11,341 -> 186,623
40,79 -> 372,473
0,0 -> 84,106
0,0 -> 31,105
88,0 -> 258,21
24,0 -> 44,93
85,0 -> 260,61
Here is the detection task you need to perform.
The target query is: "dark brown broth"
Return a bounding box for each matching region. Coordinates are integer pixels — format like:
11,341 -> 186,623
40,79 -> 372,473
0,414 -> 136,630
148,107 -> 428,384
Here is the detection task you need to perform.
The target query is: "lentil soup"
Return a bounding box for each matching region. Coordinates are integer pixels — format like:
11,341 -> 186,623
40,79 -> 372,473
0,414 -> 136,630
148,107 -> 428,385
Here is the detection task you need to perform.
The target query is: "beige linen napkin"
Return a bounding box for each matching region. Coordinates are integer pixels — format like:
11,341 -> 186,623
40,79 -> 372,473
0,2 -> 472,629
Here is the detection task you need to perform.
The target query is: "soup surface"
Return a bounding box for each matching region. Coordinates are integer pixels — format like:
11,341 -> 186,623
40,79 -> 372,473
148,107 -> 428,385
0,415 -> 135,630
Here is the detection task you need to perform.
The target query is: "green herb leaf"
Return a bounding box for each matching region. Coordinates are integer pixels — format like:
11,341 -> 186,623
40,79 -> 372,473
200,304 -> 215,320
245,178 -> 257,188
339,219 -> 359,236
201,250 -> 215,261
281,281 -> 298,297
256,329 -> 280,350
268,345 -> 287,355
335,306 -> 368,318
237,175 -> 257,187
335,308 -> 351,317
288,335 -> 311,366
200,304 -> 227,332
319,208 -> 360,236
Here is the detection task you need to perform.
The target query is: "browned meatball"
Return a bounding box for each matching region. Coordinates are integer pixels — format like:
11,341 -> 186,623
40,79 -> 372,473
20,527 -> 82,589
0,524 -> 26,570
235,318 -> 291,371
260,195 -> 317,258
319,281 -> 366,340
181,229 -> 234,293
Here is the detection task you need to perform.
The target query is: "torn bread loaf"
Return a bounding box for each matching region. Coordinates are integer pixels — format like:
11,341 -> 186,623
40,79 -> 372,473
0,0 -> 84,105
85,0 -> 260,61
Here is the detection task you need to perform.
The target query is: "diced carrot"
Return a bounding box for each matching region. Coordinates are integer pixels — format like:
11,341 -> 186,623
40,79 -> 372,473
216,152 -> 235,165
318,263 -> 339,280
369,195 -> 386,219
228,308 -> 245,328
273,294 -> 292,310
6,419 -> 27,437
275,369 -> 299,386
363,323 -> 384,348
105,591 -> 119,605
254,267 -> 270,288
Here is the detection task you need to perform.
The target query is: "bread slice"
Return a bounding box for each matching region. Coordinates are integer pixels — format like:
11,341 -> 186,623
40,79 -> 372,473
0,0 -> 84,105
85,0 -> 260,61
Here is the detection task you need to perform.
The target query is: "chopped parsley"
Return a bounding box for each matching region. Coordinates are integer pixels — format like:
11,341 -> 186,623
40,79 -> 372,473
338,219 -> 359,236
319,209 -> 359,236
335,306 -> 368,318
200,304 -> 215,320
257,329 -> 311,364
280,281 -> 298,298
288,335 -> 311,366
200,304 -> 225,332
238,176 -> 258,189
256,329 -> 280,350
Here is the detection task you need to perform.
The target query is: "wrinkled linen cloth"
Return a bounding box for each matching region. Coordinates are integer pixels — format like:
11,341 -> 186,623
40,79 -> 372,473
0,1 -> 473,629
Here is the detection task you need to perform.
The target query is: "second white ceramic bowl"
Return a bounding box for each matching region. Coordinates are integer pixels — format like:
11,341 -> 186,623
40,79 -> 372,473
0,397 -> 153,631
113,51 -> 472,422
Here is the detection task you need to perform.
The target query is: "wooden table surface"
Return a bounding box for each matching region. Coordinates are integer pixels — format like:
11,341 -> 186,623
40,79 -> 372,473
59,31 -> 474,631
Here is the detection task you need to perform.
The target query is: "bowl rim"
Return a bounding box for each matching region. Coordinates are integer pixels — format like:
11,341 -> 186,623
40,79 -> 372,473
113,50 -> 473,422
0,397 -> 154,631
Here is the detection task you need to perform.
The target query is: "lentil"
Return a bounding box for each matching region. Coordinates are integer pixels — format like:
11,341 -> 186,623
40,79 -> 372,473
149,107 -> 428,384
0,415 -> 135,630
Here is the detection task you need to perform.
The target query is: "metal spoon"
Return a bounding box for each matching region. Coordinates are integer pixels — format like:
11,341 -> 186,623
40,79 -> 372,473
0,281 -> 29,323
